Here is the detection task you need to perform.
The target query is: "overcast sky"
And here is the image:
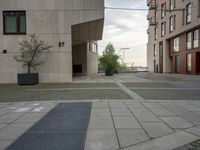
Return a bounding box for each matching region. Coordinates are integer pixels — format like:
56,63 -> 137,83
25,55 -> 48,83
98,0 -> 148,67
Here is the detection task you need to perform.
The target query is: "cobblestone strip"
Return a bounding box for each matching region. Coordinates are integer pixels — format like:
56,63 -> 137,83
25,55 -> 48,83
114,81 -> 144,100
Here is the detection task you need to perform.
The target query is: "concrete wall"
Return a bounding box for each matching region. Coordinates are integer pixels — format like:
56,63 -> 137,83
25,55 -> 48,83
147,0 -> 200,73
0,0 -> 104,83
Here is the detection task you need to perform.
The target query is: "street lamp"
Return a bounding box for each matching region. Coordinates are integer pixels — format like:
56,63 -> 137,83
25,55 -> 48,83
119,48 -> 130,63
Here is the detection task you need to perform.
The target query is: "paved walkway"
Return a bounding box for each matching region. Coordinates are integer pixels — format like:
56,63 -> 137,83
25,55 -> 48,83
0,73 -> 200,150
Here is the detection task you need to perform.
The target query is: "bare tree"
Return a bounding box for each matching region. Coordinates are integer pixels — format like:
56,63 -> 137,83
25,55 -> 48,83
14,34 -> 53,73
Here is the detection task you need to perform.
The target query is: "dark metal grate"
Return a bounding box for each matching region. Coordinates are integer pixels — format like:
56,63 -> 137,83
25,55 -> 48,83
6,103 -> 92,150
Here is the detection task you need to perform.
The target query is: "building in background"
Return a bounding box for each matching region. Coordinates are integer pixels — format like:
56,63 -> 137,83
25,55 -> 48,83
147,0 -> 200,74
0,0 -> 104,83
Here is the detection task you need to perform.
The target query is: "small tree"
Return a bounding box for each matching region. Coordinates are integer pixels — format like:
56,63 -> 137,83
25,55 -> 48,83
14,34 -> 52,73
99,43 -> 119,73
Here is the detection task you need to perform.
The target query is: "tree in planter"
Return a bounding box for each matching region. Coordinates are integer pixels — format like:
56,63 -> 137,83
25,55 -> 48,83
14,34 -> 53,85
99,43 -> 119,76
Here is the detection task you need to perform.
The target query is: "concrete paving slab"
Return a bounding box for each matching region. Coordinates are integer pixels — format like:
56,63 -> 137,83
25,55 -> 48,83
140,122 -> 173,138
0,113 -> 24,124
0,123 -> 34,140
143,103 -> 163,109
31,105 -> 55,113
161,103 -> 200,125
186,126 -> 200,137
0,124 -> 8,130
88,117 -> 114,129
122,131 -> 199,150
113,117 -> 141,129
160,117 -> 194,129
0,140 -> 14,150
14,112 -> 47,123
91,108 -> 111,117
176,103 -> 200,112
150,108 -> 176,117
111,109 -> 132,116
132,111 -> 160,122
92,102 -> 109,108
117,129 -> 149,148
109,102 -> 127,108
84,129 -> 119,150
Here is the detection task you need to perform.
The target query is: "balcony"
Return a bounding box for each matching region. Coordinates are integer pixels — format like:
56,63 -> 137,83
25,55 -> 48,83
149,16 -> 157,26
148,0 -> 157,9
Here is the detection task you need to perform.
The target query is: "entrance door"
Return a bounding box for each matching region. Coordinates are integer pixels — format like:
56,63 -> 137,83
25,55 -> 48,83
196,52 -> 200,74
159,42 -> 163,73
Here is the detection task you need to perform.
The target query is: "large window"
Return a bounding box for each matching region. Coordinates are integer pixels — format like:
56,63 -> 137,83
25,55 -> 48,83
169,0 -> 176,11
186,53 -> 192,73
169,15 -> 175,32
89,42 -> 97,53
175,55 -> 179,73
173,37 -> 179,52
161,22 -> 166,37
153,44 -> 156,56
187,32 -> 192,49
161,3 -> 166,18
155,27 -> 157,40
3,11 -> 26,34
194,29 -> 199,48
186,3 -> 192,24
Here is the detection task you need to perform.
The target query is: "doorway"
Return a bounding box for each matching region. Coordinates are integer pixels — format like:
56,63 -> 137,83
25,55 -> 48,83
159,42 -> 163,73
196,52 -> 200,74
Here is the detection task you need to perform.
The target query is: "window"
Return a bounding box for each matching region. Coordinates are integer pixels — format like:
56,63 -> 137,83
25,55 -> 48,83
173,37 -> 179,52
89,42 -> 97,53
194,29 -> 199,48
161,3 -> 166,18
169,16 -> 175,32
199,0 -> 200,17
169,0 -> 176,10
186,3 -> 192,24
161,22 -> 166,37
3,11 -> 26,34
155,27 -> 157,40
187,32 -> 192,49
175,55 -> 179,73
153,44 -> 156,56
186,53 -> 192,73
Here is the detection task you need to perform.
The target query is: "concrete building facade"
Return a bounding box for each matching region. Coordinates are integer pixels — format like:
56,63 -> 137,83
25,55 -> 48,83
0,0 -> 104,83
147,0 -> 200,74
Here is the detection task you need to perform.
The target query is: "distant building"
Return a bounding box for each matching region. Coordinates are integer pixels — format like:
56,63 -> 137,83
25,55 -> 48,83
147,0 -> 200,74
0,0 -> 104,83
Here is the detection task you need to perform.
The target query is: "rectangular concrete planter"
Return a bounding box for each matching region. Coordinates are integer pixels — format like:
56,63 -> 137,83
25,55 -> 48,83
17,73 -> 39,85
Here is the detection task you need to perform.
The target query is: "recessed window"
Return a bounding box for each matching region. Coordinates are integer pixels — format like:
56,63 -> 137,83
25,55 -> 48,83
161,3 -> 166,18
169,16 -> 175,32
161,22 -> 166,37
169,0 -> 176,11
173,37 -> 179,52
153,44 -> 156,56
194,29 -> 199,48
186,32 -> 192,49
155,27 -> 157,40
186,53 -> 192,73
175,55 -> 179,73
89,42 -> 97,53
186,3 -> 192,24
3,11 -> 26,35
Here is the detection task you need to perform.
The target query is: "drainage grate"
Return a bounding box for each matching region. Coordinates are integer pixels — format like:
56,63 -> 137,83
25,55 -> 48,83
6,103 -> 92,150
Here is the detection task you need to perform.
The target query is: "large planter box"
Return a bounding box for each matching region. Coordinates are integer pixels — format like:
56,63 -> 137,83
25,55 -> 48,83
105,70 -> 114,76
17,73 -> 39,85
